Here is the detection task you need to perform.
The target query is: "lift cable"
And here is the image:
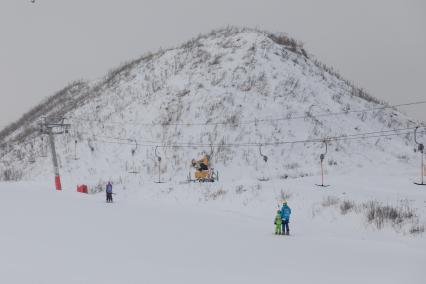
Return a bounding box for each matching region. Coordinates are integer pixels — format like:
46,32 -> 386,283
76,125 -> 423,147
74,127 -> 425,149
68,101 -> 426,128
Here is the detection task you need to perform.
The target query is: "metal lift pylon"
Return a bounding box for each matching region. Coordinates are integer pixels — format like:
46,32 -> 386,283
40,117 -> 71,191
414,126 -> 426,186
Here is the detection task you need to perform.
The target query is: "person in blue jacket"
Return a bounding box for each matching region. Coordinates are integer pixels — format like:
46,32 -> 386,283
280,200 -> 291,235
106,182 -> 113,203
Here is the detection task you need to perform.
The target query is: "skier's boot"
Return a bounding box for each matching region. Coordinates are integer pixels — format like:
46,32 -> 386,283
286,231 -> 290,236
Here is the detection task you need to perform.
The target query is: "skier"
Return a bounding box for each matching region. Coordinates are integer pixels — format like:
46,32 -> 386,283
280,200 -> 292,235
274,210 -> 282,235
106,181 -> 113,203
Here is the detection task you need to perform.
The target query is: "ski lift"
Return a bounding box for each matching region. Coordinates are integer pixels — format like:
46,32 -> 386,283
259,144 -> 268,162
73,140 -> 79,160
131,139 -> 138,156
258,144 -> 269,182
315,140 -> 330,188
128,139 -> 139,174
414,126 -> 425,186
154,146 -> 165,183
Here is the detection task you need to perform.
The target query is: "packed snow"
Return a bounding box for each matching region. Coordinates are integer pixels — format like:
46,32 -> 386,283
0,165 -> 425,284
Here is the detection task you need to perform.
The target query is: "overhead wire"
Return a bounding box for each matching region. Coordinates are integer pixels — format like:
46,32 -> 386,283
73,126 -> 426,149
67,100 -> 426,127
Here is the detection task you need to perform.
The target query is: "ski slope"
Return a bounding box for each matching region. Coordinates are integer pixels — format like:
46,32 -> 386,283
1,167 -> 425,284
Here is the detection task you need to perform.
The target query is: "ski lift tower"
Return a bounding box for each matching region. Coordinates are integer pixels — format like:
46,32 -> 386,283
414,126 -> 426,186
40,117 -> 71,191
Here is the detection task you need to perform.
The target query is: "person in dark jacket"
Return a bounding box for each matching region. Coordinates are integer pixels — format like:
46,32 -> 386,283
106,182 -> 113,203
280,200 -> 292,235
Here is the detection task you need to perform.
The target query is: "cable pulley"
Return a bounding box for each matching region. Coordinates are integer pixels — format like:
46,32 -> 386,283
414,126 -> 424,153
259,144 -> 268,162
320,140 -> 328,162
155,146 -> 161,162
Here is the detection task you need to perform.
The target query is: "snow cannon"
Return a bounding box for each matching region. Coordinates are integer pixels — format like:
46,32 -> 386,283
188,154 -> 219,183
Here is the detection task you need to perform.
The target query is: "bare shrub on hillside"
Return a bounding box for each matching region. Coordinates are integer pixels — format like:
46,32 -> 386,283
364,201 -> 415,229
322,196 -> 340,207
90,181 -> 105,194
268,33 -> 303,55
209,189 -> 227,200
210,54 -> 223,65
279,174 -> 289,180
235,185 -> 247,194
396,154 -> 409,162
2,168 -> 23,181
312,59 -> 386,106
285,162 -> 299,170
321,198 -> 424,235
340,200 -> 356,215
0,81 -> 88,144
409,225 -> 425,235
192,49 -> 211,67
225,114 -> 239,128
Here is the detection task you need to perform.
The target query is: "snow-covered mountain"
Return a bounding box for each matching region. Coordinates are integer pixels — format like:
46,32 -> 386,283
0,27 -> 422,185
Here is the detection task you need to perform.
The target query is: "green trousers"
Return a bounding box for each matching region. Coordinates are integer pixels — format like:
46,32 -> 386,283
275,223 -> 282,234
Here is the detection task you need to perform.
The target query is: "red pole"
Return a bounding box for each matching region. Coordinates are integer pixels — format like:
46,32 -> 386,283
55,175 -> 62,191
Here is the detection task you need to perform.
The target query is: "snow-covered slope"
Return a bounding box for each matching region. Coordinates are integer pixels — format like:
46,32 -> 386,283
0,27 -> 422,185
0,175 -> 425,284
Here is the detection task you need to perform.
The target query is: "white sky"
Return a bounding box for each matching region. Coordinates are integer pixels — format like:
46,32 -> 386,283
0,0 -> 425,129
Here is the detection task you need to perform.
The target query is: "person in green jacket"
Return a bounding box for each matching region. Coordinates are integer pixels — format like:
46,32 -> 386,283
274,210 -> 283,235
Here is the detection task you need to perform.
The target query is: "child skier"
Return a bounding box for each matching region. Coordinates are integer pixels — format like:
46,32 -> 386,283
280,200 -> 292,235
106,182 -> 113,203
274,210 -> 283,235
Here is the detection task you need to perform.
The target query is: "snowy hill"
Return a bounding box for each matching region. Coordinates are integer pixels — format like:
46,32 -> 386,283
0,27 -> 423,185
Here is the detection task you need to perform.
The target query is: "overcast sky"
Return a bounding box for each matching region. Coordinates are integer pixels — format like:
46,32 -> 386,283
0,0 -> 425,129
